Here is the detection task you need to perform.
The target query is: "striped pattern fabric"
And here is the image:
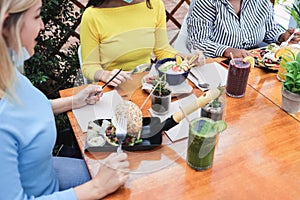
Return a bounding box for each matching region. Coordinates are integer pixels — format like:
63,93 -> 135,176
186,0 -> 284,58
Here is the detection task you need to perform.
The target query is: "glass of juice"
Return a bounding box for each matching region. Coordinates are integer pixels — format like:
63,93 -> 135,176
186,117 -> 226,171
226,58 -> 251,98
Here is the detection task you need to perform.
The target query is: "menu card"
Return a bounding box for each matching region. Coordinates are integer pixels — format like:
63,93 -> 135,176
72,90 -> 123,132
188,62 -> 228,91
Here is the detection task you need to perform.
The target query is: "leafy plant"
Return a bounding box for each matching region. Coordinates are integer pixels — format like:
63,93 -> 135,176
285,0 -> 300,28
24,0 -> 83,100
152,74 -> 171,96
281,51 -> 300,95
210,86 -> 225,108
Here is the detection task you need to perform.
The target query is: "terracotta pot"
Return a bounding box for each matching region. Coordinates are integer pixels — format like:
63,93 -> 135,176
282,88 -> 300,114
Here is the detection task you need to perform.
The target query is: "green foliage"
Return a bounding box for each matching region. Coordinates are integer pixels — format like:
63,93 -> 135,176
285,0 -> 300,28
211,86 -> 224,108
152,74 -> 171,96
274,0 -> 287,5
282,52 -> 300,95
24,0 -> 83,99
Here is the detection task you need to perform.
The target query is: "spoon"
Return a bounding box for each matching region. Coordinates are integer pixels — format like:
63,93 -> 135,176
189,72 -> 210,89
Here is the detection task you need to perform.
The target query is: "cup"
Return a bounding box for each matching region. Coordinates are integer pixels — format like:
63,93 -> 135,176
186,117 -> 222,171
226,58 -> 251,98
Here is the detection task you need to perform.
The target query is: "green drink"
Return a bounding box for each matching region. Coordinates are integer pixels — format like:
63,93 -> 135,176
187,117 -> 226,171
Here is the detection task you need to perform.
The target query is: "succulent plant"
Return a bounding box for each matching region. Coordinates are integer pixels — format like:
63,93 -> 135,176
152,74 -> 171,96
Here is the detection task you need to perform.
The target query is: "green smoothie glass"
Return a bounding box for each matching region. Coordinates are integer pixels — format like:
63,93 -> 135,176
187,117 -> 226,171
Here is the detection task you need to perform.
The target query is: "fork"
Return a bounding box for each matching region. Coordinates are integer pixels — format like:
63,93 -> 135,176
188,71 -> 210,89
115,116 -> 128,153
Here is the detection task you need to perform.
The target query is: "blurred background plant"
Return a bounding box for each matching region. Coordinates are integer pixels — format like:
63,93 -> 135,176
286,0 -> 300,27
275,0 -> 300,28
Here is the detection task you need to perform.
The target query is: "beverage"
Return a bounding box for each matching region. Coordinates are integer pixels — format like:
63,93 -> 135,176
186,117 -> 226,171
226,58 -> 251,98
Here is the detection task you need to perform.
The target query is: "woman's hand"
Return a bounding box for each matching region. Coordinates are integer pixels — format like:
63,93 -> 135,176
96,69 -> 132,87
73,84 -> 103,109
74,153 -> 129,200
279,28 -> 300,45
177,50 -> 206,67
92,153 -> 130,198
223,47 -> 252,59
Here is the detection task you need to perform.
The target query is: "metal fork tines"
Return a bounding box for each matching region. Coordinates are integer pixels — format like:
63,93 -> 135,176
115,117 -> 127,153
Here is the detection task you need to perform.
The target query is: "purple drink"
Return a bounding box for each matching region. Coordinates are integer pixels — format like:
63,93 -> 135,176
226,58 -> 251,98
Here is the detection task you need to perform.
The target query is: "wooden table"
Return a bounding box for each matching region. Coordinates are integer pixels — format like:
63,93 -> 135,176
60,62 -> 300,199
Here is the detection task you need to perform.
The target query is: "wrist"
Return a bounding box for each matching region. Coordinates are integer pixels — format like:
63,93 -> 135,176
94,70 -> 106,82
74,180 -> 107,200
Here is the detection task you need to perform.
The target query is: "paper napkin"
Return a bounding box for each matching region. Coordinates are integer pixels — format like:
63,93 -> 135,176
72,90 -> 123,132
188,62 -> 228,91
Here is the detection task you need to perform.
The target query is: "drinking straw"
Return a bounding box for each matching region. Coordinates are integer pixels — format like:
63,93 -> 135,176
140,82 -> 159,110
179,105 -> 191,124
230,52 -> 235,65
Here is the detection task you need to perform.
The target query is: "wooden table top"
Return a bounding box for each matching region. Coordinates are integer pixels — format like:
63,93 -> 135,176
59,61 -> 300,200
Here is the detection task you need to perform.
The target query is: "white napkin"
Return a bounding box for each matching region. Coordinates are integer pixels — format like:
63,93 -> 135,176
188,62 -> 228,91
149,94 -> 200,142
72,90 -> 123,132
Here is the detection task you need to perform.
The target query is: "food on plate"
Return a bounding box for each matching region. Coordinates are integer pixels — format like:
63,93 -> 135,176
87,136 -> 106,147
87,114 -> 143,147
114,100 -> 143,135
158,56 -> 193,74
256,43 -> 281,69
275,46 -> 300,63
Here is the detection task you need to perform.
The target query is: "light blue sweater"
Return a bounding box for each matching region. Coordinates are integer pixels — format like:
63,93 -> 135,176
0,70 -> 76,199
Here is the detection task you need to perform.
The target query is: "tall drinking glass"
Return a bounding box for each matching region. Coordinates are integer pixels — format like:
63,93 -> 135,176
187,117 -> 225,171
226,58 -> 251,98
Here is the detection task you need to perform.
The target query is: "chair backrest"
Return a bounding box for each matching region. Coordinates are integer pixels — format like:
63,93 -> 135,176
173,13 -> 191,55
78,45 -> 89,84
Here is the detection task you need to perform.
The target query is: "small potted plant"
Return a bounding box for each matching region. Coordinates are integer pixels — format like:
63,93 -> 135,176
280,51 -> 300,114
151,74 -> 172,115
201,86 -> 225,120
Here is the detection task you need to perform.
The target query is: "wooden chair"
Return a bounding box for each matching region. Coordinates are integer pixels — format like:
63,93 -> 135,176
165,0 -> 191,44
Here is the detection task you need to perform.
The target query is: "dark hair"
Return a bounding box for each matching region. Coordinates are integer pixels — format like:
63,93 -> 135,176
86,0 -> 152,9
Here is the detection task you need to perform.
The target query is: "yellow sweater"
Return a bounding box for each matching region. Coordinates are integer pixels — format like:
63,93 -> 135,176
80,0 -> 177,81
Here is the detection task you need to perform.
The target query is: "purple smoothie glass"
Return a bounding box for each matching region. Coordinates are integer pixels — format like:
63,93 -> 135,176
226,58 -> 251,98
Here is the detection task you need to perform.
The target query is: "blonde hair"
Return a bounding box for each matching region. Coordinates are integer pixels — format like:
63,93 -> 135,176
0,0 -> 38,99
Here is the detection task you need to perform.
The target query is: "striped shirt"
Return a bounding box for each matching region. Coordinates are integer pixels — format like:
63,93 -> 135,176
186,0 -> 285,58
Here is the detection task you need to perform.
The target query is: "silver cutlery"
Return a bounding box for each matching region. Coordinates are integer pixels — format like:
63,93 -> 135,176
115,116 -> 127,153
189,72 -> 210,89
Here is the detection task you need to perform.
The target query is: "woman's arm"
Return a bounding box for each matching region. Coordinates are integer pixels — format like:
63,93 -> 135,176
51,85 -> 102,115
263,0 -> 285,44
